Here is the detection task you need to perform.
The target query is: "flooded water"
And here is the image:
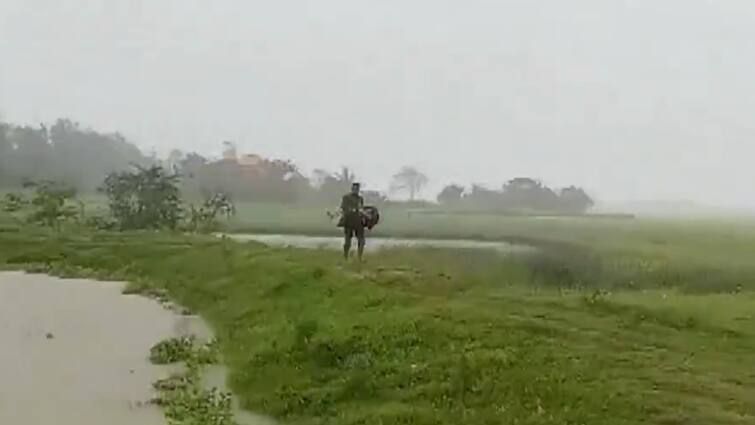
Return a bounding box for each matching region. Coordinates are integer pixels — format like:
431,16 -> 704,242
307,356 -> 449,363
0,271 -> 271,425
227,233 -> 533,253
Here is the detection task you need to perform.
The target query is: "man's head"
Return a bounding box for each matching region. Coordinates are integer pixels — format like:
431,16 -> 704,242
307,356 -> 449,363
351,182 -> 361,194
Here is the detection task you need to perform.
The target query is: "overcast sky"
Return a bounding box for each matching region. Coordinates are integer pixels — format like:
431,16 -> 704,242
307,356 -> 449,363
2,0 -> 754,205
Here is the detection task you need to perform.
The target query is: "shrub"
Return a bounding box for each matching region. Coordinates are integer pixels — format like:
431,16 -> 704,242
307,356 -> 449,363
101,165 -> 183,230
186,192 -> 235,233
2,192 -> 26,212
24,181 -> 80,228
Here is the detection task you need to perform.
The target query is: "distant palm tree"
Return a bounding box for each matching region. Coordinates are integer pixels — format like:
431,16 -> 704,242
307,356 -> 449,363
313,166 -> 356,188
390,166 -> 428,201
336,166 -> 356,185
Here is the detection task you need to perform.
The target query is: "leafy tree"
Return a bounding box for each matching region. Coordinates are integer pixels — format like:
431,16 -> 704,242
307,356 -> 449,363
187,192 -> 236,233
165,149 -> 185,174
363,190 -> 387,205
437,184 -> 465,206
48,119 -> 149,191
463,184 -> 503,210
180,152 -> 208,175
0,118 -> 148,191
2,192 -> 26,212
315,167 -> 356,189
101,165 -> 183,230
25,181 -> 80,228
185,142 -> 311,204
390,166 -> 428,201
311,167 -> 358,204
502,177 -> 560,211
437,181 -> 595,214
178,152 -> 209,195
0,122 -> 9,183
4,124 -> 50,186
559,186 -> 594,213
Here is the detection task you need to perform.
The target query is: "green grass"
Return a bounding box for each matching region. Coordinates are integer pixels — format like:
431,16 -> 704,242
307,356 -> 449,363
225,202 -> 755,293
1,225 -> 754,424
13,194 -> 755,284
227,202 -> 755,261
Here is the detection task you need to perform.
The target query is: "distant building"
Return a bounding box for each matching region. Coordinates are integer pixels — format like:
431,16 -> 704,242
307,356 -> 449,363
214,148 -> 269,179
238,154 -> 267,178
239,154 -> 263,167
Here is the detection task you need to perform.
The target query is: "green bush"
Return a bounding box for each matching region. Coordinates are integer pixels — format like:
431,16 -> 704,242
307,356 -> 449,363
101,165 -> 183,230
24,181 -> 80,228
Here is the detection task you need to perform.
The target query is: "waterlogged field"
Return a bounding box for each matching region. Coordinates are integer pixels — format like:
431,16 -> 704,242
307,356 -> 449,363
228,202 -> 755,293
1,208 -> 755,424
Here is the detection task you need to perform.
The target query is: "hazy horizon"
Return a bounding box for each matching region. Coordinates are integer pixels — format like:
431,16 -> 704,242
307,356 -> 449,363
2,0 -> 755,207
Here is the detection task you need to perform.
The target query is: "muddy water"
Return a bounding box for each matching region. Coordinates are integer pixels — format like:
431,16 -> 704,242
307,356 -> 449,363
0,271 -> 267,425
228,233 -> 533,253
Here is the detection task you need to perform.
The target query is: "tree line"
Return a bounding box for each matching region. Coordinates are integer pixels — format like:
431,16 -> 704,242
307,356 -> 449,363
0,119 -> 149,192
3,165 -> 235,232
437,179 -> 594,214
1,118 -> 593,213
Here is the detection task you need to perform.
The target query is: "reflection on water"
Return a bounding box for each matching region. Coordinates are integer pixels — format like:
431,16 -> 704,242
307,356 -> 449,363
226,233 -> 533,253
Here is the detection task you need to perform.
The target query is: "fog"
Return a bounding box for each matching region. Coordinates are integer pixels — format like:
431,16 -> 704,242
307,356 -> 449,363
2,0 -> 755,207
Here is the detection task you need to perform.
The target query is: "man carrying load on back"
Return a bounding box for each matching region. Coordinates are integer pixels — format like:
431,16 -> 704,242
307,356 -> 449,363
341,182 -> 365,261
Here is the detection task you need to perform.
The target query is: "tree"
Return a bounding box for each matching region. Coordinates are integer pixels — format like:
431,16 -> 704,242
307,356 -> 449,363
363,190 -> 387,205
101,165 -> 183,230
25,180 -> 80,228
437,184 -> 465,206
0,122 -> 9,183
2,192 -> 26,212
187,192 -> 236,233
502,177 -> 560,211
464,184 -> 503,210
47,119 -> 149,191
0,118 -> 148,192
559,186 -> 594,214
165,149 -> 185,174
314,166 -> 356,190
181,152 -> 208,172
191,153 -> 311,204
257,159 -> 306,203
390,166 -> 428,201
4,124 -> 50,185
311,166 -> 357,204
179,152 -> 208,181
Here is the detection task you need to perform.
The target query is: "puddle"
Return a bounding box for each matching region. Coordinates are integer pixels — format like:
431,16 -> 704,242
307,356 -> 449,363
0,271 -> 270,425
226,233 -> 533,253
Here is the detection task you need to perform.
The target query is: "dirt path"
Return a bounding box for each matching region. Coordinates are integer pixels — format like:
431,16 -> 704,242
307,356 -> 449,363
0,271 -> 208,424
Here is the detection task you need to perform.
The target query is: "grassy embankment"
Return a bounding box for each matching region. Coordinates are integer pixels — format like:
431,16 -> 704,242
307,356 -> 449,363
230,202 -> 755,292
1,205 -> 755,424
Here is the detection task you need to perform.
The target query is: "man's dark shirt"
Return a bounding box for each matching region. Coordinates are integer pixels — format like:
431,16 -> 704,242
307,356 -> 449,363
341,193 -> 364,227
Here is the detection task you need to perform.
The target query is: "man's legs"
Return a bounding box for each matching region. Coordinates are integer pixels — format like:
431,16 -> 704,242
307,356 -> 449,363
343,227 -> 353,260
356,226 -> 366,261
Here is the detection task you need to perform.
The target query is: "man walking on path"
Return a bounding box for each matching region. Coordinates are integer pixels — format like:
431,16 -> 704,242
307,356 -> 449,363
341,182 -> 365,261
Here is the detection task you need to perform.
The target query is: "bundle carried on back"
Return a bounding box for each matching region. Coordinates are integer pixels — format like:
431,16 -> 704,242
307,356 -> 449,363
361,206 -> 380,230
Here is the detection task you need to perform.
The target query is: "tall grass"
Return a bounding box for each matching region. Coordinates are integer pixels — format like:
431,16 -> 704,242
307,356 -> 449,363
1,226 -> 754,424
226,202 -> 755,293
